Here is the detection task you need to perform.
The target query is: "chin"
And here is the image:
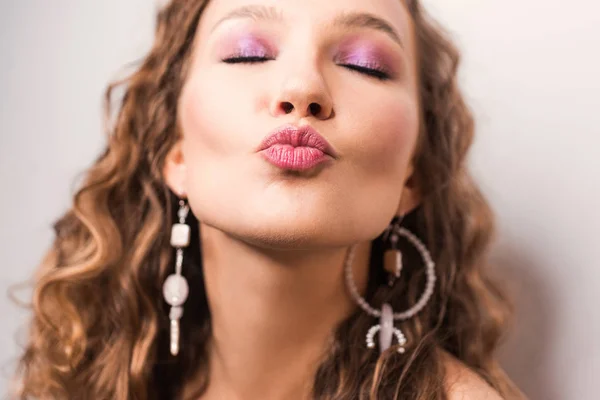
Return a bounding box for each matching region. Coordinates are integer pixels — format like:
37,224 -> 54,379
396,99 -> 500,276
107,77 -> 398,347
192,189 -> 392,249
231,208 -> 386,250
240,214 -> 342,249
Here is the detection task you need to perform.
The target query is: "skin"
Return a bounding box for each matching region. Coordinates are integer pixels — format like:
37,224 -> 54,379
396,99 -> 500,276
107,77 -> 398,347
164,0 -> 501,398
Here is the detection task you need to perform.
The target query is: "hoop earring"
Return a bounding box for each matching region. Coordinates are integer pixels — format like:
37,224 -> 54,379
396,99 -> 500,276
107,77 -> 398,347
344,218 -> 436,355
162,199 -> 190,356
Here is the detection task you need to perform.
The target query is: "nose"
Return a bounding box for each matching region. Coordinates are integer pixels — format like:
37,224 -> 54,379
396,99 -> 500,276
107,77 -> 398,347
269,67 -> 334,120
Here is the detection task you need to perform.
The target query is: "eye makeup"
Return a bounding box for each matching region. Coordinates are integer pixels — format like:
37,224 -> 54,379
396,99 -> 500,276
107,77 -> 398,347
229,35 -> 271,59
215,29 -> 277,61
211,24 -> 403,80
334,38 -> 401,79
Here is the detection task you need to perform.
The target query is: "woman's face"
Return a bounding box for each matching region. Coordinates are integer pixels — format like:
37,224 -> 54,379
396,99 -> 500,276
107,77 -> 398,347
171,0 -> 420,248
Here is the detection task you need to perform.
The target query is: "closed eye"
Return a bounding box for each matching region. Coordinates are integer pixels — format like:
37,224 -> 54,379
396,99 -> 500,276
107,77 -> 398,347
222,56 -> 271,64
222,57 -> 390,80
339,64 -> 390,81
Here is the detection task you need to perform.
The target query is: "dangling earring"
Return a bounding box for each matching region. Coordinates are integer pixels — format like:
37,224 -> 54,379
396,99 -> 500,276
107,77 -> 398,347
162,199 -> 190,356
382,215 -> 404,287
344,216 -> 436,355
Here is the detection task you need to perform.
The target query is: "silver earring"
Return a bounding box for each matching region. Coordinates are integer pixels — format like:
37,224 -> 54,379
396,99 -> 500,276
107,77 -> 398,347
344,218 -> 436,355
162,199 -> 190,356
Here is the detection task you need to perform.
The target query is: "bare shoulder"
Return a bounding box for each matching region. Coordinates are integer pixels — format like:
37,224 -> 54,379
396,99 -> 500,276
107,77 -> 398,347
442,352 -> 504,400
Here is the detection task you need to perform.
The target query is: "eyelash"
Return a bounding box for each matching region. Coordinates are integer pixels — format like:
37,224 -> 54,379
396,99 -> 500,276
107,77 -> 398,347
339,63 -> 389,80
222,56 -> 390,81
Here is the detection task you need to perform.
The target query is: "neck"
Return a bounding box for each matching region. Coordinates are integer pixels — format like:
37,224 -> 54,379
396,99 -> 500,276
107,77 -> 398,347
198,223 -> 371,400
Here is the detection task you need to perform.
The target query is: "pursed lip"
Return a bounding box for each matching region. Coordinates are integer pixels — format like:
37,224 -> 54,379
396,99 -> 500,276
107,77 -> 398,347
257,124 -> 338,158
256,124 -> 338,171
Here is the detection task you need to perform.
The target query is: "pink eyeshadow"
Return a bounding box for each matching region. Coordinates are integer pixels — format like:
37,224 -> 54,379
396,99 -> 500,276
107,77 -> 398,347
335,38 -> 400,75
216,31 -> 275,59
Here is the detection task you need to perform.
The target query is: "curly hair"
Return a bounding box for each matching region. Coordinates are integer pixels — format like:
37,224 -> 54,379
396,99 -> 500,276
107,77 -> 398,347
14,1 -> 521,399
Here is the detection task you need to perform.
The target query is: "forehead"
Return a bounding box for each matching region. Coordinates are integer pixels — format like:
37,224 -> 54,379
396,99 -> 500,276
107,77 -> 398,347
196,0 -> 413,43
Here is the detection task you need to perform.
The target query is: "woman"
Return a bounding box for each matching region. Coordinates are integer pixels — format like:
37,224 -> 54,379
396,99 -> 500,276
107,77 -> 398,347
15,0 -> 523,398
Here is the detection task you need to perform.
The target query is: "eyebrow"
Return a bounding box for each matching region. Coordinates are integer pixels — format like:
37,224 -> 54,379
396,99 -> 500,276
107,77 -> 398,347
211,5 -> 283,32
211,5 -> 404,48
333,11 -> 404,48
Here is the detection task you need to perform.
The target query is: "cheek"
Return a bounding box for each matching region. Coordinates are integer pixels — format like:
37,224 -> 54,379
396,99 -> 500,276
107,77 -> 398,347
335,89 -> 420,231
347,92 -> 419,178
178,68 -> 263,174
179,74 -> 237,158
177,73 -> 256,218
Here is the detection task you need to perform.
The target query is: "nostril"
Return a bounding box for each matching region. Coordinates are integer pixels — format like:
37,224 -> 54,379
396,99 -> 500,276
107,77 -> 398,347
309,103 -> 321,116
278,101 -> 325,117
281,102 -> 294,114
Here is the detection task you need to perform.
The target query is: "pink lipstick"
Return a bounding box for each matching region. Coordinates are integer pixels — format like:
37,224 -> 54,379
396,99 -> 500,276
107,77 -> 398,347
257,124 -> 337,171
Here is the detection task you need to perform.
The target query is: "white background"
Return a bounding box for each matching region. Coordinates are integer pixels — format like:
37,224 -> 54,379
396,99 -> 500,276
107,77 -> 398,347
1,1 -> 598,398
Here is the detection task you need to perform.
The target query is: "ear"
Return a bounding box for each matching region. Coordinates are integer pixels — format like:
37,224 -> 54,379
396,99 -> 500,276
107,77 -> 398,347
163,140 -> 187,198
397,163 -> 421,216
